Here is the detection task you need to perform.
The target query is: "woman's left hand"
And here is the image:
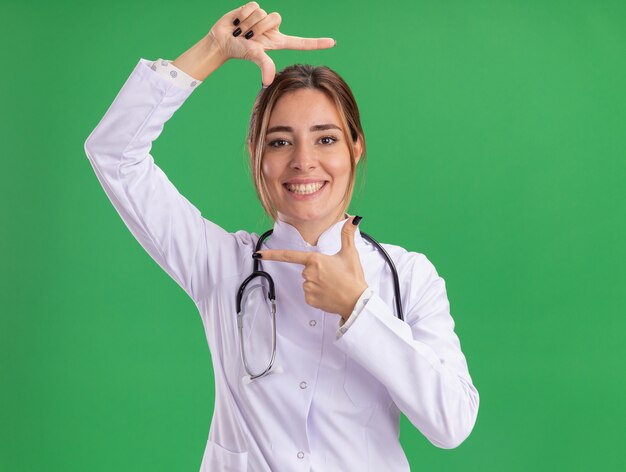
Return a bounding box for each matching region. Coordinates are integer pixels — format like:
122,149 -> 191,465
255,216 -> 368,320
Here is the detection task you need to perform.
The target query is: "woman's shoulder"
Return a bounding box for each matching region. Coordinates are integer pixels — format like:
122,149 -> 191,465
377,240 -> 432,271
375,241 -> 447,321
377,241 -> 442,290
231,228 -> 260,245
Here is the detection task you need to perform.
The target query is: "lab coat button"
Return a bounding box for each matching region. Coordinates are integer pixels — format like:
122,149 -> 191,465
299,381 -> 308,389
309,320 -> 317,326
297,451 -> 305,459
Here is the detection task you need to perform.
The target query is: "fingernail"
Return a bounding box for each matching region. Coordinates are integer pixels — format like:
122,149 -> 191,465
233,18 -> 240,26
352,215 -> 363,226
334,39 -> 337,46
233,27 -> 242,37
252,252 -> 263,259
245,30 -> 254,40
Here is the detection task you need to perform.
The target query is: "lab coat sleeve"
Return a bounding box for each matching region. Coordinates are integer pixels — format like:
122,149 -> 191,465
149,58 -> 203,90
336,286 -> 373,337
333,253 -> 479,449
84,58 -> 248,305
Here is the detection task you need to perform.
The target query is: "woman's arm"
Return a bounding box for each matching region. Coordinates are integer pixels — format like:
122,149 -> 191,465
84,56 -> 248,304
84,3 -> 335,304
334,252 -> 480,449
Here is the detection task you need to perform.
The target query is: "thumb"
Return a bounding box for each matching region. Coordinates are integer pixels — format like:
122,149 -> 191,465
339,215 -> 362,255
245,49 -> 276,87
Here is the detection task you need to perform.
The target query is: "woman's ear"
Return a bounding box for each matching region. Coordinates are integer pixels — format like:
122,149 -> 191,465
354,137 -> 363,164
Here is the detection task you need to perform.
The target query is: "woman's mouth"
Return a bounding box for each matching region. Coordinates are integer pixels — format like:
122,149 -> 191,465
283,181 -> 328,200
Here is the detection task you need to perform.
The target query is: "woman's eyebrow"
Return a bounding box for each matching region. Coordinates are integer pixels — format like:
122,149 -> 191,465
266,124 -> 342,134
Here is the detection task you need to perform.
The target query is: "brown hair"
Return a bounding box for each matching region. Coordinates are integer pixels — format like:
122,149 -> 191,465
246,64 -> 367,222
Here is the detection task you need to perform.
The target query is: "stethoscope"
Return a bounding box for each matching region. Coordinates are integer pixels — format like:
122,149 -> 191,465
236,227 -> 404,383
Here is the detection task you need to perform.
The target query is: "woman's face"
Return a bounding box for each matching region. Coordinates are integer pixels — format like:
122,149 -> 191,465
261,88 -> 362,228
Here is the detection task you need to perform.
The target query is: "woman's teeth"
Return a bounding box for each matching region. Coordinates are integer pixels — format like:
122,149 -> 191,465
286,182 -> 325,195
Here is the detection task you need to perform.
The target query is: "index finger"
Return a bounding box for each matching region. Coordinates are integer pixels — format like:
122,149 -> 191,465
279,33 -> 336,50
256,249 -> 311,265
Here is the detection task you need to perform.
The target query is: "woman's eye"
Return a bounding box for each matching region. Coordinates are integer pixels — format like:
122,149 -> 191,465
267,136 -> 338,148
268,139 -> 289,148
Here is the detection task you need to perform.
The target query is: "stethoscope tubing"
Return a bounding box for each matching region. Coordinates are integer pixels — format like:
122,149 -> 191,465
236,228 -> 404,382
359,231 -> 404,321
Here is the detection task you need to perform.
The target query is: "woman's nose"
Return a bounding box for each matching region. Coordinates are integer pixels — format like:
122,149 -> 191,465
289,144 -> 317,170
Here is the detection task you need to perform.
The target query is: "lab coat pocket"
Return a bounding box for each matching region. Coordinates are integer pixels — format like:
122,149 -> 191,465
343,357 -> 393,409
200,440 -> 248,472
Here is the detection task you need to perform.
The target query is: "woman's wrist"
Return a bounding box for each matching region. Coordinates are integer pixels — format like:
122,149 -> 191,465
172,34 -> 228,82
339,283 -> 369,321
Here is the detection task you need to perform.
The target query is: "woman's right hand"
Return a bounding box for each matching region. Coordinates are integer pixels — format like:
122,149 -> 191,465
174,2 -> 335,86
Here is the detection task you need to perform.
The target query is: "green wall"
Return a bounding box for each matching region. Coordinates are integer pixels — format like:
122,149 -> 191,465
2,0 -> 625,470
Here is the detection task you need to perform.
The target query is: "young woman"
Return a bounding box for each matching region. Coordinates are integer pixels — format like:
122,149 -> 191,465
84,2 -> 479,470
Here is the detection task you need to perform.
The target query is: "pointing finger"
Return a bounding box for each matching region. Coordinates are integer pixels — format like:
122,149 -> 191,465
255,249 -> 311,265
279,33 -> 336,50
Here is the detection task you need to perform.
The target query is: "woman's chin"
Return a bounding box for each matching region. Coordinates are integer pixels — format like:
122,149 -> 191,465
278,206 -> 343,225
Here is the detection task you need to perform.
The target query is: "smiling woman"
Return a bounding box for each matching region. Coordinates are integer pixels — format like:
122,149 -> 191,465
84,2 -> 479,471
249,80 -> 364,245
247,64 -> 366,245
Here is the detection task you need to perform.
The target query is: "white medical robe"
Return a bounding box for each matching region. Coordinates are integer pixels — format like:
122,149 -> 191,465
84,58 -> 480,471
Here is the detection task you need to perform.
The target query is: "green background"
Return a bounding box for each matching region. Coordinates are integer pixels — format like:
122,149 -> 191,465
2,0 -> 625,470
